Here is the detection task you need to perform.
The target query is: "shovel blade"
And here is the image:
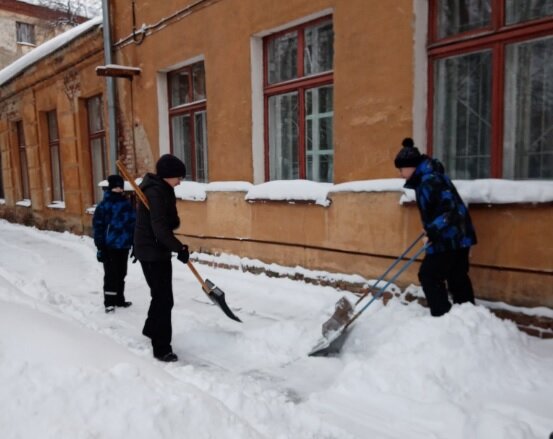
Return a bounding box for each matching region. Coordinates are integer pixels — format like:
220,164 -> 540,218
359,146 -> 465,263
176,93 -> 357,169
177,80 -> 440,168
308,326 -> 350,357
204,279 -> 242,323
321,296 -> 354,337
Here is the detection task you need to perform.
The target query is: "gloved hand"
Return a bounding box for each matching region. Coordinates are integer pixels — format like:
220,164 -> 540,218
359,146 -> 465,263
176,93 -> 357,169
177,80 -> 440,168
96,249 -> 105,263
177,245 -> 189,264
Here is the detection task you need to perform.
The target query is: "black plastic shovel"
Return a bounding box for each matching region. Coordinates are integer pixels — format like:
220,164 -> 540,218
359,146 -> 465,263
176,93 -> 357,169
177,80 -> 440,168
116,160 -> 241,323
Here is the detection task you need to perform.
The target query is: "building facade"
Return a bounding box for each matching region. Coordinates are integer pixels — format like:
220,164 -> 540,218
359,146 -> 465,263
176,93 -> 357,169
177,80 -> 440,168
0,0 -> 552,313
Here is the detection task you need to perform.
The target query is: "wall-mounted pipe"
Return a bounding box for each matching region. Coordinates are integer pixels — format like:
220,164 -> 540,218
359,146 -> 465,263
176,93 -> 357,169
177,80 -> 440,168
101,0 -> 118,174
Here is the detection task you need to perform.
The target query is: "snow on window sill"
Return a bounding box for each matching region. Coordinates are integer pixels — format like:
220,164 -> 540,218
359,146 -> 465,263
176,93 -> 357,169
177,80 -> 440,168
47,201 -> 65,210
245,180 -> 332,207
168,178 -> 553,207
15,199 -> 31,207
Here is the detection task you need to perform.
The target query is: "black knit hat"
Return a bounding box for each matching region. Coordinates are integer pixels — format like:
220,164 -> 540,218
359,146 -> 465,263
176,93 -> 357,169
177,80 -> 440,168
156,154 -> 186,179
107,174 -> 124,190
394,138 -> 424,168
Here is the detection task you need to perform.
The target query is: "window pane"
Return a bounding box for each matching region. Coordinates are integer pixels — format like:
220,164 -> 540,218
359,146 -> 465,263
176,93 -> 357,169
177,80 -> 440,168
433,51 -> 492,178
304,21 -> 334,76
19,148 -> 30,200
192,63 -> 206,102
194,111 -> 208,182
47,111 -> 59,141
170,70 -> 191,107
437,0 -> 491,38
87,96 -> 104,133
305,85 -> 333,182
16,121 -> 30,199
504,36 -> 553,179
91,138 -> 106,203
269,92 -> 299,180
50,145 -> 63,201
16,22 -> 35,44
267,31 -> 298,84
0,151 -> 4,199
171,114 -> 193,179
506,0 -> 553,24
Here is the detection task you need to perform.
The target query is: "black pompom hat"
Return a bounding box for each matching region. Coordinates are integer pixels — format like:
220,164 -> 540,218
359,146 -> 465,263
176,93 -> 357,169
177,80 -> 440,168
394,137 -> 424,168
156,154 -> 186,179
107,174 -> 124,190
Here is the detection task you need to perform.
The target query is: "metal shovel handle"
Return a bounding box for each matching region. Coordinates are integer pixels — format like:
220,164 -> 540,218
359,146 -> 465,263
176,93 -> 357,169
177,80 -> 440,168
355,232 -> 425,306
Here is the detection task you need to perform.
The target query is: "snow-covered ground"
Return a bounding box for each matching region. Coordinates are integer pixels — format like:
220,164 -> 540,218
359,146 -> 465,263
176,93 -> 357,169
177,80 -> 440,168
0,219 -> 552,439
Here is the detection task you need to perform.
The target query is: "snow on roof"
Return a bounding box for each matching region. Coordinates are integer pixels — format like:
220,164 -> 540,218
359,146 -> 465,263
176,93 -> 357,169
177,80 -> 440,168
0,16 -> 102,86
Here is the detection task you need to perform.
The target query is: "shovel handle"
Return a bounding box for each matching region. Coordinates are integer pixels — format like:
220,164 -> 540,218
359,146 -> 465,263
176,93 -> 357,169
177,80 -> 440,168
116,160 -> 212,295
186,260 -> 211,293
354,232 -> 425,306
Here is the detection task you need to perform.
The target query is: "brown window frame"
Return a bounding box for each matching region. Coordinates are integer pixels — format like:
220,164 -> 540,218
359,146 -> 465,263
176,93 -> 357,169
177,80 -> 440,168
428,0 -> 553,179
46,110 -> 64,202
15,120 -> 30,200
167,61 -> 208,182
263,16 -> 334,182
86,95 -> 107,203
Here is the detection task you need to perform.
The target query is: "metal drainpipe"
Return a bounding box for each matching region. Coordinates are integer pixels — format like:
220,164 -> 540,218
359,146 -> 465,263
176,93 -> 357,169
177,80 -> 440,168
102,0 -> 118,174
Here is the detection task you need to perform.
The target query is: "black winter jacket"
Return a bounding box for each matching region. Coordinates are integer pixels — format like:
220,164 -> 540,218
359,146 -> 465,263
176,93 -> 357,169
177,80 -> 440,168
133,173 -> 184,261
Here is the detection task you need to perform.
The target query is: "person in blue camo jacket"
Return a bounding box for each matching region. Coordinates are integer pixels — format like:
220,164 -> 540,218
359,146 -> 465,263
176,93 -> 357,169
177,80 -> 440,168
394,137 -> 477,316
93,174 -> 136,313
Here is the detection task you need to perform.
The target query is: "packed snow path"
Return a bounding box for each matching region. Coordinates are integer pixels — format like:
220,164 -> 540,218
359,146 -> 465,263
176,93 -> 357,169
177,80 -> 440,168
0,219 -> 552,439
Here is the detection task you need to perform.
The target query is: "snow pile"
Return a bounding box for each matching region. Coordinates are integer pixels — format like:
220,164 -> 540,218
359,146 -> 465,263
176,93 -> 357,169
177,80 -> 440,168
400,179 -> 553,205
0,220 -> 552,439
245,180 -> 332,206
174,181 -> 207,201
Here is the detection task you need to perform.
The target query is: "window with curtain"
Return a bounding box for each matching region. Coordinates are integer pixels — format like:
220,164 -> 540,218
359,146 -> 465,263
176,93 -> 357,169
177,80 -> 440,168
168,61 -> 208,182
16,121 -> 30,200
264,17 -> 334,182
16,22 -> 35,45
87,95 -> 107,203
429,0 -> 553,179
46,111 -> 64,202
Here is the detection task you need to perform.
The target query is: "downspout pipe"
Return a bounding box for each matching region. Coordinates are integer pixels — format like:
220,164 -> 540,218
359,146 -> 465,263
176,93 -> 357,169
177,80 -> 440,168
101,0 -> 118,174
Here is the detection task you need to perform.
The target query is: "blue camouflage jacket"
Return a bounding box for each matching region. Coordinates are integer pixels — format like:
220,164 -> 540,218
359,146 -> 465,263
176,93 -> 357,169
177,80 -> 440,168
93,191 -> 136,250
404,156 -> 477,254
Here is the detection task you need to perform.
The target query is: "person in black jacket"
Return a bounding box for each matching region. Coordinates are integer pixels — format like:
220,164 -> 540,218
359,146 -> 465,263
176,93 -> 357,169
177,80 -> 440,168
134,154 -> 190,362
93,175 -> 136,313
394,138 -> 477,317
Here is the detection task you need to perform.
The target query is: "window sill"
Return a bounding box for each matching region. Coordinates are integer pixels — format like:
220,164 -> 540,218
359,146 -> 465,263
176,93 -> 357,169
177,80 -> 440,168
17,41 -> 36,47
47,201 -> 66,210
15,199 -> 31,207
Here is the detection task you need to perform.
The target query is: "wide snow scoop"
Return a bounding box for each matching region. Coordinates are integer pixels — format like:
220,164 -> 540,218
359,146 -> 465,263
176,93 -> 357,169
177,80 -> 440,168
321,233 -> 425,337
309,243 -> 427,357
116,160 -> 241,323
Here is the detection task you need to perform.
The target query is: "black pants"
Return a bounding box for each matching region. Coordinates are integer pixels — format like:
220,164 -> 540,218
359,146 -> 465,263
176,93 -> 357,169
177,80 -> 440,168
418,247 -> 475,317
140,259 -> 174,357
103,248 -> 130,307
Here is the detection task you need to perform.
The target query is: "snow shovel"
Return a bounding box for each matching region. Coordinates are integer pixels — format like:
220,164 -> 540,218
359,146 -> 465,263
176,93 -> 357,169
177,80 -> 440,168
115,160 -> 241,322
322,232 -> 425,337
309,243 -> 427,357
